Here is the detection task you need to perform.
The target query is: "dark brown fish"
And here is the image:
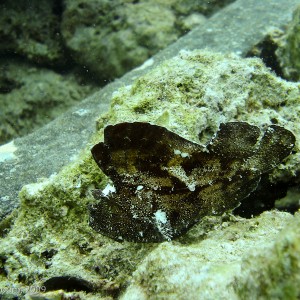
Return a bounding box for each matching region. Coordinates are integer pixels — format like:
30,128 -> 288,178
89,122 -> 295,242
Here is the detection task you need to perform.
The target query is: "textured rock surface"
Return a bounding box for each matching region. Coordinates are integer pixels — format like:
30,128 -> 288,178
235,212 -> 300,299
0,0 -> 235,147
165,0 -> 300,57
121,211 -> 297,299
0,0 -> 232,81
1,1 -> 300,297
0,50 -> 299,299
277,5 -> 300,81
1,0 -> 299,220
0,59 -> 96,144
61,0 -> 231,80
102,50 -> 300,183
0,0 -> 65,65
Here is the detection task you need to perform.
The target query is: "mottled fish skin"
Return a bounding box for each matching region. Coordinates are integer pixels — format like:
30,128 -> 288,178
89,122 -> 295,242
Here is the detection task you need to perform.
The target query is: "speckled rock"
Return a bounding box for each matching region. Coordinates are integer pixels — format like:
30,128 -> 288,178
61,0 -> 177,80
1,0 -> 299,222
235,211 -> 300,299
0,50 -> 299,298
61,0 -> 233,80
100,50 -> 300,183
276,4 -> 300,81
0,59 -> 96,144
121,211 -> 297,299
0,0 -> 234,83
0,0 -> 65,65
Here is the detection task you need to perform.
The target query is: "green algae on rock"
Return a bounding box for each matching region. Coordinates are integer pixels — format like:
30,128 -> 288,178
61,0 -> 233,80
0,0 -> 65,65
98,50 -> 300,184
234,211 -> 300,299
276,4 -> 300,81
120,211 -> 297,299
90,122 -> 295,242
0,59 -> 96,145
1,49 -> 300,298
